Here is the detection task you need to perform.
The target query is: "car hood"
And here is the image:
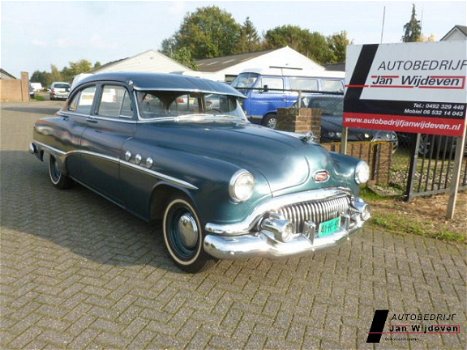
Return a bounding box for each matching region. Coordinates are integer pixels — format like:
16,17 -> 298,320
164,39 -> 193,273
138,121 -> 336,193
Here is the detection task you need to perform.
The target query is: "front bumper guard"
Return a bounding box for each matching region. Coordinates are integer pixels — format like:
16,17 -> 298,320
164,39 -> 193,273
203,197 -> 369,260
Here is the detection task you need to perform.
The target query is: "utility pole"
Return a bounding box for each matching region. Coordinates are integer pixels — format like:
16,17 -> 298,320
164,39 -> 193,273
380,6 -> 386,43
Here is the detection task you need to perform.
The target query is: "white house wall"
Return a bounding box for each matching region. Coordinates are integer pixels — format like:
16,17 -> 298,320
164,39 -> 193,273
201,47 -> 326,81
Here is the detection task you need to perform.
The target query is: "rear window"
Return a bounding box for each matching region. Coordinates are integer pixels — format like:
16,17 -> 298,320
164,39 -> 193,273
54,83 -> 70,89
69,86 -> 96,115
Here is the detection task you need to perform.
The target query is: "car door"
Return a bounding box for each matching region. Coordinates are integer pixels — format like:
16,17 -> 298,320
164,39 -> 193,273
249,76 -> 286,117
51,85 -> 97,181
79,83 -> 137,204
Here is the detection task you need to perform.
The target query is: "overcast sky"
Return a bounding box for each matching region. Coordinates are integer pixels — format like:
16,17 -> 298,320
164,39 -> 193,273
1,0 -> 466,78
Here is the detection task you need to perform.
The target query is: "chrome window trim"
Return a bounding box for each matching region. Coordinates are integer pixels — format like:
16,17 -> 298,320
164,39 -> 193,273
32,140 -> 198,190
132,85 -> 244,98
205,187 -> 352,235
58,111 -> 138,124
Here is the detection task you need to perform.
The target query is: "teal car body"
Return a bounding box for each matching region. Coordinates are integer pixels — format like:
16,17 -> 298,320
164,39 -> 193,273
31,72 -> 370,272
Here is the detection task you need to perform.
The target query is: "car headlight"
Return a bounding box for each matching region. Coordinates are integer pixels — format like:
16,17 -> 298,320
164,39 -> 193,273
355,161 -> 370,184
229,169 -> 255,202
372,131 -> 398,142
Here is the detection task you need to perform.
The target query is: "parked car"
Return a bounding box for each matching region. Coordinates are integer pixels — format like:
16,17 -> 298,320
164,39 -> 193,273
30,82 -> 43,92
29,84 -> 35,98
231,68 -> 345,128
49,82 -> 71,100
306,95 -> 398,151
30,72 -> 370,272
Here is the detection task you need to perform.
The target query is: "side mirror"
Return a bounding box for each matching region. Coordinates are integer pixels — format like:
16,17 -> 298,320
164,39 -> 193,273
263,84 -> 269,93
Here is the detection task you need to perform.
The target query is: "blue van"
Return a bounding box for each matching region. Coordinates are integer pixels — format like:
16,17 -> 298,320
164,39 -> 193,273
231,68 -> 344,128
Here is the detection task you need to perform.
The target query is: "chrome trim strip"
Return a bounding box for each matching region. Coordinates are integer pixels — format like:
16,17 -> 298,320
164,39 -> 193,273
32,140 -> 198,190
205,187 -> 352,235
33,141 -> 66,156
133,86 -> 244,98
120,159 -> 198,190
59,111 -> 138,124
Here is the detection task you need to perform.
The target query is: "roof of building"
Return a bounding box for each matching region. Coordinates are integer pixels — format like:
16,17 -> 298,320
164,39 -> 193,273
77,72 -> 244,97
195,49 -> 277,72
324,63 -> 345,72
440,25 -> 467,40
92,49 -> 189,73
0,68 -> 17,80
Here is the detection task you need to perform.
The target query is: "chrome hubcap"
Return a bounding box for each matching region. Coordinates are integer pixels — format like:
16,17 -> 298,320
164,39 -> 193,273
177,213 -> 198,248
267,117 -> 277,129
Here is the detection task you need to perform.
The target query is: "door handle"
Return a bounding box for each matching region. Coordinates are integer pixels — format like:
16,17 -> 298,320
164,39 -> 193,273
86,117 -> 97,123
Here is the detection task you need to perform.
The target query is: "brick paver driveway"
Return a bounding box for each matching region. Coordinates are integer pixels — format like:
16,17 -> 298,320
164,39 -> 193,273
1,101 -> 466,349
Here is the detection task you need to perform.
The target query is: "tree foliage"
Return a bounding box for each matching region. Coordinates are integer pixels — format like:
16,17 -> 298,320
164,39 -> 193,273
162,6 -> 241,59
161,6 -> 352,66
235,17 -> 261,53
402,4 -> 422,42
30,59 -> 99,87
327,31 -> 351,63
263,25 -> 334,64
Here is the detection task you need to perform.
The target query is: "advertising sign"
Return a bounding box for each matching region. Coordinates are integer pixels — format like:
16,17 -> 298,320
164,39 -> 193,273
344,41 -> 466,137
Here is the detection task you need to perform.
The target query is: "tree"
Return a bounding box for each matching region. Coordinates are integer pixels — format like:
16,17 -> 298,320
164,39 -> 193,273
161,6 -> 242,60
264,25 -> 333,64
402,4 -> 422,42
327,31 -> 351,63
30,70 -> 50,88
50,65 -> 63,85
61,59 -> 93,82
235,17 -> 261,53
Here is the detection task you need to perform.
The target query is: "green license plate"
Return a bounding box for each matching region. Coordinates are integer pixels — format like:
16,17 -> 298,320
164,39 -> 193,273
318,217 -> 341,237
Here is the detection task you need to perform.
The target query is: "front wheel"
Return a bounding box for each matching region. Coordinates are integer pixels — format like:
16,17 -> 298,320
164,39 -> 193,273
162,196 -> 208,273
262,113 -> 277,129
48,155 -> 73,189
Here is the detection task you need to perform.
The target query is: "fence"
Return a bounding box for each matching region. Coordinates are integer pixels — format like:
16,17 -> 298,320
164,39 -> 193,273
0,72 -> 30,102
392,134 -> 467,200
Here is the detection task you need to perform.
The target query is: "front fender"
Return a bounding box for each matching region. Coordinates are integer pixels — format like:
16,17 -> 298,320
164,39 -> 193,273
328,152 -> 361,194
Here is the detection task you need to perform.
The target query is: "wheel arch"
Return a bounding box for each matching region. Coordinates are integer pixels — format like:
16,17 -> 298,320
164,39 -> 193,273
149,182 -> 196,222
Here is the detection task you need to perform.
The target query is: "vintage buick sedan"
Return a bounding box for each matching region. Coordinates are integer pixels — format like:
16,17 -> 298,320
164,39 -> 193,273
30,72 -> 370,272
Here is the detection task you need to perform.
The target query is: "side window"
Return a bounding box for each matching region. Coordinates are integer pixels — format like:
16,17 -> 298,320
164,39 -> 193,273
261,77 -> 284,92
68,92 -> 80,112
322,79 -> 344,93
75,86 -> 96,115
289,78 -> 319,92
98,85 -> 133,118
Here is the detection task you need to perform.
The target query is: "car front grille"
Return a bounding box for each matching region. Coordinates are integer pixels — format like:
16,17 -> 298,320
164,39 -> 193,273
277,195 -> 350,233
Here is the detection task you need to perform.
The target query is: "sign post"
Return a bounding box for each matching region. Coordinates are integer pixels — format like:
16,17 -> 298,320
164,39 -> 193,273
344,41 -> 467,218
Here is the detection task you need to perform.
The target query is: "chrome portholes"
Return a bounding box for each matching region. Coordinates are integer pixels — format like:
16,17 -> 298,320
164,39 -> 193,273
146,157 -> 153,168
125,151 -> 132,161
135,154 -> 142,165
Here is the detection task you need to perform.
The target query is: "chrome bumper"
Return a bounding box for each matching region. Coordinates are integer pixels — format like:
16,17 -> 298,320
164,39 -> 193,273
203,196 -> 369,260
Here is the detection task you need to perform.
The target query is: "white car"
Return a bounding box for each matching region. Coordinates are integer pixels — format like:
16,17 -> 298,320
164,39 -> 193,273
50,82 -> 71,100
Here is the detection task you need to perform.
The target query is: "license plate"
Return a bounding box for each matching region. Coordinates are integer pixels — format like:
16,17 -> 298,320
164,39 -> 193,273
318,217 -> 341,237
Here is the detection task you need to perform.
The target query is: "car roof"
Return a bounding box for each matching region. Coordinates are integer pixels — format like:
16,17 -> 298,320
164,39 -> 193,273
77,72 -> 245,98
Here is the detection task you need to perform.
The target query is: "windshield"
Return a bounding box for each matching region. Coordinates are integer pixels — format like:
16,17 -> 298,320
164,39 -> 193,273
308,97 -> 343,116
137,91 -> 247,121
231,73 -> 259,88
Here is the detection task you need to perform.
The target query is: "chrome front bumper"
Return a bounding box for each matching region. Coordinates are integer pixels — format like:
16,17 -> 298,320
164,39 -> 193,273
203,194 -> 370,260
